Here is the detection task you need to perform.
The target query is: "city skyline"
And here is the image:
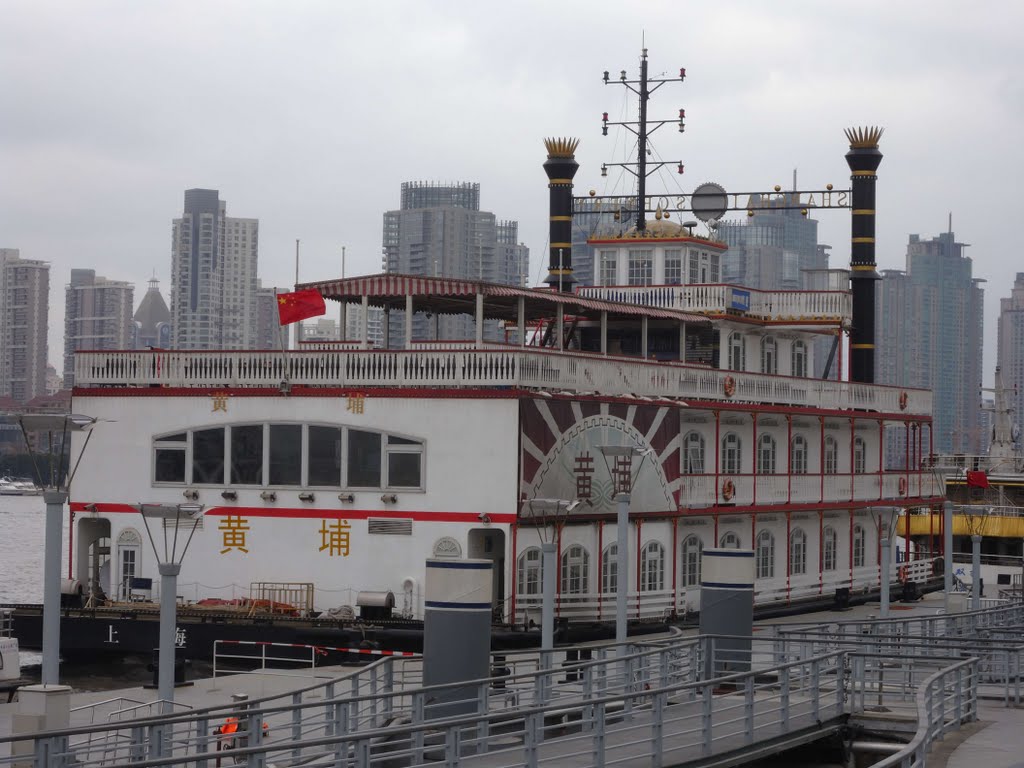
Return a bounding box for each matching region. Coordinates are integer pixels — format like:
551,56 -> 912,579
1,2 -> 1021,387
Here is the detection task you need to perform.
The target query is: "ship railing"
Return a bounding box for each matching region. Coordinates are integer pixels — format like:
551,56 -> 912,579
667,470 -> 941,509
210,639 -> 418,683
515,588 -> 685,626
2,639 -> 982,768
73,348 -> 933,415
576,283 -> 852,323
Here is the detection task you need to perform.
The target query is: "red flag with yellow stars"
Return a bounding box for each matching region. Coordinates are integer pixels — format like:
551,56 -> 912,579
277,288 -> 326,325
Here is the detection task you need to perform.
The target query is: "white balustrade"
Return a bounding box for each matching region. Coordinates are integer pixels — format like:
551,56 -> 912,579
577,283 -> 851,322
74,348 -> 931,415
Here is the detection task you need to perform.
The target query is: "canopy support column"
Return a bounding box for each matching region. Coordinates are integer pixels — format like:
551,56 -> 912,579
517,297 -> 526,347
405,295 -> 414,350
641,316 -> 649,359
361,295 -> 370,349
556,304 -> 564,351
600,311 -> 608,355
475,293 -> 485,346
679,322 -> 687,362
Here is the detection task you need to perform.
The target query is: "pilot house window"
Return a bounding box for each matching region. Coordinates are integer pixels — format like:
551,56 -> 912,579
155,423 -> 424,491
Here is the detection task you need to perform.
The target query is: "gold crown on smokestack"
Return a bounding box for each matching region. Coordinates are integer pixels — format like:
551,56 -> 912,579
844,126 -> 884,149
544,137 -> 580,158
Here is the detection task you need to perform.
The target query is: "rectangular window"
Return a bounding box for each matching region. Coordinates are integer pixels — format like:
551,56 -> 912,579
308,426 -> 342,486
627,250 -> 653,286
664,250 -> 682,285
155,449 -> 185,483
192,428 -> 225,485
599,251 -> 617,286
688,252 -> 699,284
269,424 -> 302,485
348,429 -> 382,487
387,453 -> 421,488
230,425 -> 263,485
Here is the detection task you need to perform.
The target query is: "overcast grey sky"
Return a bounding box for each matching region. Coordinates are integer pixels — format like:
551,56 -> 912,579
2,1 -> 1021,384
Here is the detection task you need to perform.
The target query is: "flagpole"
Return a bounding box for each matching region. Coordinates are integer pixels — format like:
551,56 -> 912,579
278,288 -> 292,394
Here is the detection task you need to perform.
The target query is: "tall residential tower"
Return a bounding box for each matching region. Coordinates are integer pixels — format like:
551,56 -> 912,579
876,230 -> 984,460
381,181 -> 528,344
0,248 -> 50,403
171,189 -> 259,350
996,273 -> 1024,447
63,269 -> 134,386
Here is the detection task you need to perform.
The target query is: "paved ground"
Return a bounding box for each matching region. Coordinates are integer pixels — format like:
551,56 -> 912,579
941,704 -> 1024,768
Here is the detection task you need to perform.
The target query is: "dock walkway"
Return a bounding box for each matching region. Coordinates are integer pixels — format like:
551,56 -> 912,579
0,593 -> 1014,767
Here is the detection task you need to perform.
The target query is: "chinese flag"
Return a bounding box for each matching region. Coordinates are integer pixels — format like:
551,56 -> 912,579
966,470 -> 989,489
277,288 -> 326,325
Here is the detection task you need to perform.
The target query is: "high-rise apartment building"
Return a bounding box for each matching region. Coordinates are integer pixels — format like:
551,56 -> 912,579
996,273 -> 1024,447
171,189 -> 259,350
133,278 -> 172,349
63,269 -> 134,386
381,181 -> 528,345
876,231 -> 984,461
0,252 -> 49,403
0,248 -> 50,403
714,195 -> 836,378
717,195 -> 825,290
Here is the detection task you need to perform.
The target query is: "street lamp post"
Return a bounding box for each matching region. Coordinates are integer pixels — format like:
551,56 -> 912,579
522,498 -> 581,653
598,445 -> 654,649
136,503 -> 204,712
872,506 -> 901,618
15,413 -> 97,686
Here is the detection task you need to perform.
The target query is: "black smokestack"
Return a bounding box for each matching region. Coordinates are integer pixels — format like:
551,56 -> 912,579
844,126 -> 884,384
543,137 -> 579,292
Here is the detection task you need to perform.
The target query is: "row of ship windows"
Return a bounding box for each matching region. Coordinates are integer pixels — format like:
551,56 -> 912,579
597,249 -> 721,287
517,526 -> 871,595
153,423 -> 424,490
682,432 -> 868,475
728,335 -> 808,376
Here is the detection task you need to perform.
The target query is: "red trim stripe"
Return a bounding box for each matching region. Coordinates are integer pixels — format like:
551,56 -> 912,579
69,502 -> 516,523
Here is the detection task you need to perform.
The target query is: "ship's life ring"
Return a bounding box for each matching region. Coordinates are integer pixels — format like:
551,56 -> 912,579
899,391 -> 908,411
898,565 -> 909,584
721,479 -> 736,502
898,476 -> 908,496
723,375 -> 736,398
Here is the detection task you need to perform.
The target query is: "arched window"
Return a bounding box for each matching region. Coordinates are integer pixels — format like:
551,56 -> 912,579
641,541 -> 666,592
791,340 -> 808,378
790,435 -> 808,475
853,437 -> 867,474
761,336 -> 778,375
601,543 -> 617,594
721,433 -> 742,475
728,332 -> 745,371
853,524 -> 866,568
682,431 -> 705,474
822,526 -> 838,572
756,434 -> 777,475
517,547 -> 543,596
789,528 -> 807,576
560,544 -> 589,595
719,531 -> 741,548
756,530 -> 775,579
824,436 -> 838,475
681,535 -> 703,587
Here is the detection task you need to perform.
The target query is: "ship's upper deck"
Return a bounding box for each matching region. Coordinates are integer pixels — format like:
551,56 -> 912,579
73,273 -> 929,417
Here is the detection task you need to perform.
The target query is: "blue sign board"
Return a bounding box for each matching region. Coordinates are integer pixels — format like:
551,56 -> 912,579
730,288 -> 751,312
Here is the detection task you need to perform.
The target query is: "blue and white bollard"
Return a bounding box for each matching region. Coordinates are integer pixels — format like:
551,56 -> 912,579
422,558 -> 493,719
699,548 -> 755,678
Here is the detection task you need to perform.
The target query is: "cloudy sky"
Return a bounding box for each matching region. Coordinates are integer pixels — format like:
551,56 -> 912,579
2,1 -> 1022,384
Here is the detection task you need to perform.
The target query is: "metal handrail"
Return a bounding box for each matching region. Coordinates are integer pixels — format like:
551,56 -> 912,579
870,657 -> 979,768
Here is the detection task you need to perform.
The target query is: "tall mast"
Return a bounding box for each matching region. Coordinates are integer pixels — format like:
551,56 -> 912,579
602,48 -> 686,232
